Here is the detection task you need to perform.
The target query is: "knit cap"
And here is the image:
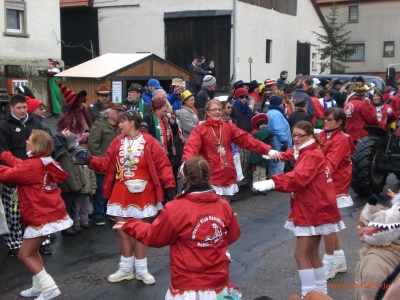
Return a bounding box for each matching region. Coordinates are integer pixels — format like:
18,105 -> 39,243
203,75 -> 216,87
66,133 -> 78,150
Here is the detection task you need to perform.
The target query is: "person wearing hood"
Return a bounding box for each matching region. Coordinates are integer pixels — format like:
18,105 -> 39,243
266,96 -> 292,177
113,157 -> 241,300
0,129 -> 72,300
0,94 -> 42,257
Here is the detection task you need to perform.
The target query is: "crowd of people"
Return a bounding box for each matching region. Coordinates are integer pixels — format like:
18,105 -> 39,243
1,61 -> 400,299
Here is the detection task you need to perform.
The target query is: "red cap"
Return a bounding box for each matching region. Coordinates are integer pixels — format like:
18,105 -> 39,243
26,98 -> 43,113
251,114 -> 269,129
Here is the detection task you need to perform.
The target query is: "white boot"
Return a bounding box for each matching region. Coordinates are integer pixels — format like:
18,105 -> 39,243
314,267 -> 327,294
20,276 -> 41,297
35,269 -> 61,300
334,249 -> 347,274
135,257 -> 155,285
298,269 -> 316,297
323,254 -> 335,280
108,255 -> 135,283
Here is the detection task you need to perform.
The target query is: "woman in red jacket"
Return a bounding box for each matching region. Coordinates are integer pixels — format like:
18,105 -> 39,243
113,157 -> 241,300
78,110 -> 176,286
0,129 -> 71,300
317,108 -> 355,281
253,121 -> 343,298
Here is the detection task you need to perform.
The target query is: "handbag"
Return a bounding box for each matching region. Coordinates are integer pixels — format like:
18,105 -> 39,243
0,196 -> 9,235
124,179 -> 148,193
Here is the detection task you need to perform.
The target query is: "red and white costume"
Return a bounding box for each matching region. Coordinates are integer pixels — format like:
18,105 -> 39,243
318,128 -> 355,208
182,120 -> 271,195
276,141 -> 343,236
89,132 -> 175,218
121,190 -> 241,299
370,102 -> 397,133
344,95 -> 379,141
0,151 -> 72,238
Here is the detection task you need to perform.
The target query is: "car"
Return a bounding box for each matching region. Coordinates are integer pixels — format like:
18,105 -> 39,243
308,74 -> 386,91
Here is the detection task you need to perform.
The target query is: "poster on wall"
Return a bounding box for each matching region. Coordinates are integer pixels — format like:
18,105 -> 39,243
112,81 -> 122,103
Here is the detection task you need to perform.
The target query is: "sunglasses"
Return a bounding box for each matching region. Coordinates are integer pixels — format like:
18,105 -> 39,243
238,96 -> 248,99
325,117 -> 334,121
226,106 -> 232,109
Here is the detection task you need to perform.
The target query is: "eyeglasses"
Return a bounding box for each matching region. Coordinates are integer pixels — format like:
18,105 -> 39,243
325,117 -> 334,121
208,108 -> 223,112
226,106 -> 232,109
292,133 -> 310,139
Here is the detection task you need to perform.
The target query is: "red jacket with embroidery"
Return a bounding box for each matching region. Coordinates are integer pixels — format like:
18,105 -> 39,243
344,96 -> 379,141
274,143 -> 341,226
369,103 -> 397,133
318,129 -> 354,196
0,151 -> 69,227
88,132 -> 175,201
122,191 -> 241,290
182,121 -> 272,186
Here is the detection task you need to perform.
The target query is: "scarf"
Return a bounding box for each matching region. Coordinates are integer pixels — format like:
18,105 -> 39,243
183,103 -> 198,117
268,104 -> 287,118
323,98 -> 337,113
205,117 -> 223,127
293,138 -> 315,160
234,99 -> 250,114
152,113 -> 172,154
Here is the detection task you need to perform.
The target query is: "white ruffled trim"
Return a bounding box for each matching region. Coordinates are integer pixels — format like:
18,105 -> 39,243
337,195 -> 353,208
284,220 -> 346,236
23,216 -> 73,238
165,287 -> 230,300
211,184 -> 239,196
107,202 -> 162,219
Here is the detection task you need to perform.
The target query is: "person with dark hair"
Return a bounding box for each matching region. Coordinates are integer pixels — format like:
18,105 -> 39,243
288,99 -> 312,129
253,120 -> 343,298
330,79 -> 347,108
76,109 -> 176,285
113,156 -> 241,300
317,108 -> 355,280
306,87 -> 325,129
14,85 -> 36,99
0,94 -> 42,257
292,82 -> 314,118
56,83 -> 93,150
0,129 -> 72,300
318,90 -> 337,113
88,83 -> 111,121
38,59 -> 61,117
276,70 -> 289,87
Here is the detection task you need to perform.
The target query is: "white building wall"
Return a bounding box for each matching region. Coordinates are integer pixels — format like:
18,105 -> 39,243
0,0 -> 61,66
96,0 -> 326,83
319,1 -> 400,74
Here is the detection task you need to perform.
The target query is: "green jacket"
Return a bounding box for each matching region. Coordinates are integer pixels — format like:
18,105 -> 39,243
88,117 -> 120,157
249,127 -> 275,167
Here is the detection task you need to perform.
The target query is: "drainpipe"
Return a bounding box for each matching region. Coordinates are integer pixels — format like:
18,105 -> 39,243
231,0 -> 236,86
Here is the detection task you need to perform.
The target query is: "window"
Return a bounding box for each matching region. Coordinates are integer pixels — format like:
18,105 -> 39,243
346,43 -> 365,61
5,1 -> 27,36
266,39 -> 272,63
312,52 -> 317,70
384,41 -> 395,57
349,5 -> 358,22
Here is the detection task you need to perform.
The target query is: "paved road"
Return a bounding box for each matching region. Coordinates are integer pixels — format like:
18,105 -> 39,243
0,173 -> 397,300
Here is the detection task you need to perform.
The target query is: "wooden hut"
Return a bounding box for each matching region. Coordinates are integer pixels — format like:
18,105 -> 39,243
56,53 -> 194,105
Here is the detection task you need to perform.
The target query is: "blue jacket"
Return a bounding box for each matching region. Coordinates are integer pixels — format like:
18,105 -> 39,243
167,93 -> 182,113
142,90 -> 153,104
266,110 -> 292,151
292,88 -> 314,118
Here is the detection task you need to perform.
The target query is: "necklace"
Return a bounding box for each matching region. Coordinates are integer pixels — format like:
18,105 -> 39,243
210,125 -> 228,168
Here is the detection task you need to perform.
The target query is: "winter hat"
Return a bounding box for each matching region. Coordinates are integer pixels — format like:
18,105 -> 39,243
180,90 -> 193,102
26,98 -> 44,113
269,96 -> 283,106
294,99 -> 307,108
234,87 -> 248,99
57,82 -> 76,106
66,133 -> 77,150
320,79 -> 330,87
333,79 -> 342,86
203,75 -> 216,87
355,85 -> 367,95
127,83 -> 143,93
48,58 -> 60,66
95,83 -> 111,95
251,114 -> 269,129
264,79 -> 277,86
373,87 -> 382,96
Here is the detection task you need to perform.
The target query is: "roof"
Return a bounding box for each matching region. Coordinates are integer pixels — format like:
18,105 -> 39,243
56,53 -> 153,78
60,0 -> 92,8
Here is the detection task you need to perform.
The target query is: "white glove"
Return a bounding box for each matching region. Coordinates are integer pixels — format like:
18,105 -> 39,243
262,155 -> 272,160
253,180 -> 275,191
268,149 -> 282,161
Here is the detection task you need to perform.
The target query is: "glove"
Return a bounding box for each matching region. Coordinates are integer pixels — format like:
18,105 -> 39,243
267,149 -> 282,161
253,179 -> 275,191
280,142 -> 288,152
262,155 -> 272,160
164,188 -> 177,201
75,154 -> 91,165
